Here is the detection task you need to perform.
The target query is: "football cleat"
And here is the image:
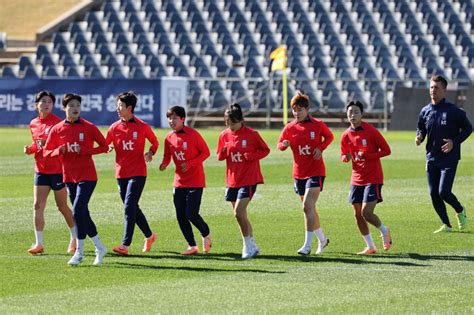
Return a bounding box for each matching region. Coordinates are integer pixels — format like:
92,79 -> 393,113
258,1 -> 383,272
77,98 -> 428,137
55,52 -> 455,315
27,244 -> 44,255
382,228 -> 392,251
357,247 -> 377,255
112,245 -> 129,255
456,209 -> 467,231
433,224 -> 453,234
315,238 -> 330,255
67,239 -> 77,254
202,234 -> 212,253
181,246 -> 199,255
297,244 -> 311,256
242,245 -> 260,259
93,246 -> 107,266
67,252 -> 84,266
143,232 -> 157,252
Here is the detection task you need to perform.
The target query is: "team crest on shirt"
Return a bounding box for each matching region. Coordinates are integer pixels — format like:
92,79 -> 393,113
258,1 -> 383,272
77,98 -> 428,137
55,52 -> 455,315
362,139 -> 367,146
441,112 -> 447,125
242,139 -> 247,148
79,133 -> 84,141
310,131 -> 315,139
133,131 -> 138,139
183,141 -> 188,150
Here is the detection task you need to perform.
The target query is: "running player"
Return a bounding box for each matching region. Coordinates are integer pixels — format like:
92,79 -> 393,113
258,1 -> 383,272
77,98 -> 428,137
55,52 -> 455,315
159,106 -> 212,255
24,90 -> 76,255
277,91 -> 333,255
416,75 -> 472,232
340,100 -> 392,255
217,103 -> 270,259
44,93 -> 108,266
106,91 -> 158,255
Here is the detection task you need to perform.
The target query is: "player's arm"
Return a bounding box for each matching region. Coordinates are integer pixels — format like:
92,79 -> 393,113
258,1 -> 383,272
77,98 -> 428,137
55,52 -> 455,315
277,127 -> 290,151
185,132 -> 210,168
244,131 -> 270,161
216,134 -> 228,161
314,122 -> 334,160
159,137 -> 172,171
364,129 -> 391,160
105,127 -> 115,153
78,125 -> 108,155
144,124 -> 159,162
43,128 -> 66,157
415,110 -> 426,145
340,134 -> 352,163
452,109 -> 473,147
24,123 -> 39,154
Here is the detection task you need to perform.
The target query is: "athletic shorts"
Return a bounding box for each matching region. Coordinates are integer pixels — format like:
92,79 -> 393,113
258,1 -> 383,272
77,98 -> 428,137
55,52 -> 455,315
294,176 -> 325,196
225,185 -> 257,202
348,184 -> 383,204
34,172 -> 65,190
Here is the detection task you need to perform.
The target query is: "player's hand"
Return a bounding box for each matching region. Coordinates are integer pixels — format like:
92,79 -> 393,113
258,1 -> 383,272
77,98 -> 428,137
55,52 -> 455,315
355,151 -> 365,161
59,145 -> 66,155
313,148 -> 322,160
107,144 -> 114,153
243,152 -> 254,161
145,151 -> 153,162
159,163 -> 166,171
415,134 -> 423,146
221,145 -> 227,153
181,162 -> 188,172
24,145 -> 31,154
441,138 -> 453,153
342,153 -> 351,163
282,140 -> 290,148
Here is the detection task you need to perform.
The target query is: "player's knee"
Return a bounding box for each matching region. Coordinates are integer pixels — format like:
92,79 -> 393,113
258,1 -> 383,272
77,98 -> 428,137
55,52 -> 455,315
33,202 -> 45,212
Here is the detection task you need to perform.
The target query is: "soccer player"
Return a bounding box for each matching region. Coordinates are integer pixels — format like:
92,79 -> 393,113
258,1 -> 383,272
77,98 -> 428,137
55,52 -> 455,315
44,93 -> 108,266
24,90 -> 76,255
277,91 -> 333,255
159,106 -> 212,255
340,100 -> 392,255
106,91 -> 158,255
416,75 -> 472,233
217,103 -> 270,259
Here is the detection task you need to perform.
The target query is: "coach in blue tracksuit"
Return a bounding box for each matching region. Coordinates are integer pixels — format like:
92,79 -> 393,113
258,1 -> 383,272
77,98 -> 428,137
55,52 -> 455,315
416,75 -> 472,233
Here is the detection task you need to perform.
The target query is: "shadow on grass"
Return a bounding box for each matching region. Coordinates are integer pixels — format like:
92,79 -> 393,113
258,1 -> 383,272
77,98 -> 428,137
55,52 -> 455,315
107,251 -> 428,267
106,261 -> 286,273
405,253 -> 474,262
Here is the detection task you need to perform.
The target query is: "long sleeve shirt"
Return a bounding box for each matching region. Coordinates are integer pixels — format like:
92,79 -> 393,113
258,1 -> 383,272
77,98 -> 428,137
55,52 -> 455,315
340,121 -> 391,185
416,98 -> 472,165
44,117 -> 108,183
277,116 -> 334,179
106,116 -> 159,178
161,126 -> 210,188
217,125 -> 270,187
27,114 -> 63,174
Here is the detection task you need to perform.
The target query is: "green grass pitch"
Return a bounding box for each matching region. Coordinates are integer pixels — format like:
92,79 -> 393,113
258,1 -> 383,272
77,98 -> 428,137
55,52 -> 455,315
0,127 -> 473,313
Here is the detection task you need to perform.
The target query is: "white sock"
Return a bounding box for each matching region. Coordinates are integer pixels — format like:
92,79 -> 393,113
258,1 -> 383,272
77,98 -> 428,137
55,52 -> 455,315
378,223 -> 388,235
363,234 -> 375,249
304,231 -> 313,247
69,227 -> 77,240
314,228 -> 326,242
34,230 -> 43,246
250,236 -> 257,246
243,236 -> 252,249
77,239 -> 85,255
91,235 -> 104,250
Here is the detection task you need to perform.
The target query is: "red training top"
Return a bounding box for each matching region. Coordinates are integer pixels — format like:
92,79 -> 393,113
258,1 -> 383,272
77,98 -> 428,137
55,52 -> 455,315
26,113 -> 63,174
340,121 -> 391,185
161,126 -> 210,188
106,116 -> 159,178
217,125 -> 270,187
44,118 -> 108,183
277,116 -> 334,178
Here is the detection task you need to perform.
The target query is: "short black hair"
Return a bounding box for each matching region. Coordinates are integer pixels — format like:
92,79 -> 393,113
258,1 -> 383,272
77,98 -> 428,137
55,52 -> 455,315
166,106 -> 186,119
224,103 -> 244,123
62,93 -> 82,107
35,90 -> 55,104
430,75 -> 448,89
345,100 -> 364,113
117,91 -> 138,113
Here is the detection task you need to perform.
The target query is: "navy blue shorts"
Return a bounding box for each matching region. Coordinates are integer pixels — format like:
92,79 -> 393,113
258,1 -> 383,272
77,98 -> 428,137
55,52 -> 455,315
225,185 -> 257,202
348,184 -> 383,204
34,172 -> 65,190
294,176 -> 325,196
